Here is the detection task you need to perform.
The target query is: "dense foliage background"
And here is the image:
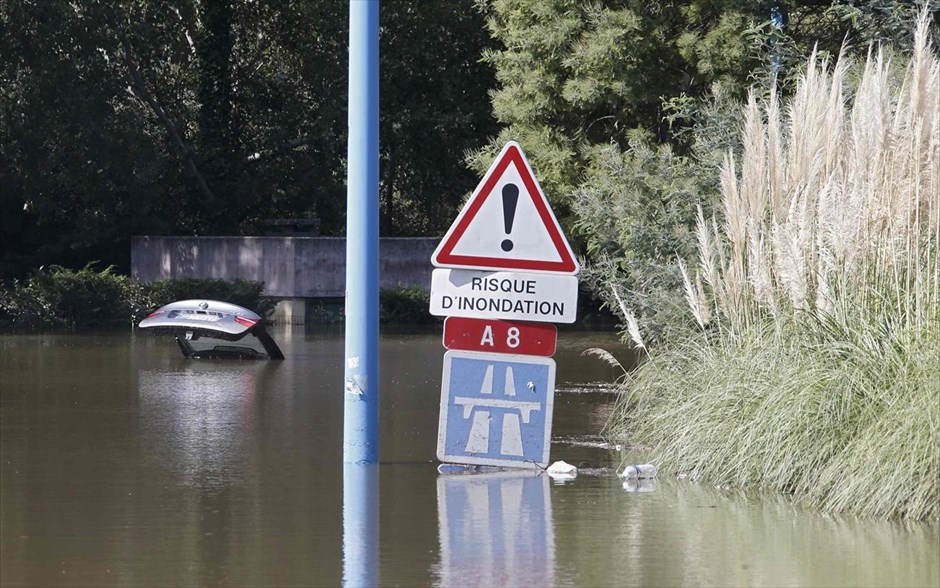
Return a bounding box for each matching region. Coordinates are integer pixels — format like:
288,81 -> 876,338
0,0 -> 498,278
3,0 -> 936,523
470,0 -> 937,341
2,0 -> 936,340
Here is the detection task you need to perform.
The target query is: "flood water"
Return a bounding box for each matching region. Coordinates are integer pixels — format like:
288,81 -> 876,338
1,326 -> 937,587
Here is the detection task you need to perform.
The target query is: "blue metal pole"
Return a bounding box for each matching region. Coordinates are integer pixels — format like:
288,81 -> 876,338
343,0 -> 379,463
344,0 -> 380,464
343,3 -> 380,582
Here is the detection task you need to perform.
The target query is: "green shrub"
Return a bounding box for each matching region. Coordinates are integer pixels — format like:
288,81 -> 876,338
0,268 -> 275,329
379,287 -> 440,325
0,264 -> 145,329
0,272 -> 439,328
0,269 -> 441,328
571,89 -> 738,345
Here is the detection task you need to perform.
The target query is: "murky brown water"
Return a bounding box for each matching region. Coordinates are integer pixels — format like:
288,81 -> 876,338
1,327 -> 937,587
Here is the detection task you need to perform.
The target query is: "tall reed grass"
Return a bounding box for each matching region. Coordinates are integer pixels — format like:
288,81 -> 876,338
605,14 -> 940,521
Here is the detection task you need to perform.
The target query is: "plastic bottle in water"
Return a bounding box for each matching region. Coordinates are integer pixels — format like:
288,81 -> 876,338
623,478 -> 657,493
619,463 -> 658,479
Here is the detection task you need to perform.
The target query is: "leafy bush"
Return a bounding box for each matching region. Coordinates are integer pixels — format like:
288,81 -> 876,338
0,269 -> 441,328
379,287 -> 440,325
573,136 -> 713,344
571,82 -> 742,344
0,267 -> 275,329
0,264 -> 146,329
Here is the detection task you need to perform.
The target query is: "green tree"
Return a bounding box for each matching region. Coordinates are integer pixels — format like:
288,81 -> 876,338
0,0 -> 496,279
379,1 -> 499,236
469,0 -> 770,211
472,0 -> 936,209
472,0 -> 938,342
0,1 -> 187,277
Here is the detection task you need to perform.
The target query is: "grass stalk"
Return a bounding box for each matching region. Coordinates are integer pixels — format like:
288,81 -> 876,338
606,12 -> 940,521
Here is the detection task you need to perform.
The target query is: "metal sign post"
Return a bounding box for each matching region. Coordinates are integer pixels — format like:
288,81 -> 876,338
342,1 -> 380,586
343,0 -> 380,465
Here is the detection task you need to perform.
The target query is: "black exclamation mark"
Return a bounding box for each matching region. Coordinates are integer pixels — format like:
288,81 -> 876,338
501,183 -> 519,252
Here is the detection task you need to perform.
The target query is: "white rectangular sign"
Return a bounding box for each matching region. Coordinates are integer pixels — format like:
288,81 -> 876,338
430,268 -> 578,324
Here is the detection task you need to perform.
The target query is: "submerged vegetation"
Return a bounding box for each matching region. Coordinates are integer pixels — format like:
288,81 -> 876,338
604,15 -> 940,521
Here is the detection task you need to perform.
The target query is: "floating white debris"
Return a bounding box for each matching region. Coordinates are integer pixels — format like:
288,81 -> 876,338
437,463 -> 501,475
619,463 -> 658,479
546,460 -> 578,481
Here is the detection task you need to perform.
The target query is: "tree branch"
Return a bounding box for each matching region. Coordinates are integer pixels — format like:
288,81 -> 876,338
120,42 -> 217,204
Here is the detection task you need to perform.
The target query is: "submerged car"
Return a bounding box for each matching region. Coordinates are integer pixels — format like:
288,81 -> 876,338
138,300 -> 284,360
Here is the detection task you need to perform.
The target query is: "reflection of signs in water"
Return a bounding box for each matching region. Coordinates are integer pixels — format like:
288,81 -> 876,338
138,365 -> 264,490
434,471 -> 555,587
438,351 -> 555,469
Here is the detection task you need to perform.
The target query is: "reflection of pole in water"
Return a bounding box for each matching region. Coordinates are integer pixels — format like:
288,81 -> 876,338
343,464 -> 379,588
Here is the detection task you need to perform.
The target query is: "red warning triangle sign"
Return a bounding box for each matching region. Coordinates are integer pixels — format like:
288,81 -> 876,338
432,142 -> 579,275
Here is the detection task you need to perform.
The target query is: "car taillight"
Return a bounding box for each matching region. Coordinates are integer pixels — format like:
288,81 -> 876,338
234,315 -> 258,328
145,311 -> 164,319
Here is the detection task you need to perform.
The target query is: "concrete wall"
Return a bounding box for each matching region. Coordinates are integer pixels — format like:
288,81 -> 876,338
131,236 -> 440,298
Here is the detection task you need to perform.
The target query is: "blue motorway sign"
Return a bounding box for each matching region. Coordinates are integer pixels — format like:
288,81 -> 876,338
437,350 -> 556,469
